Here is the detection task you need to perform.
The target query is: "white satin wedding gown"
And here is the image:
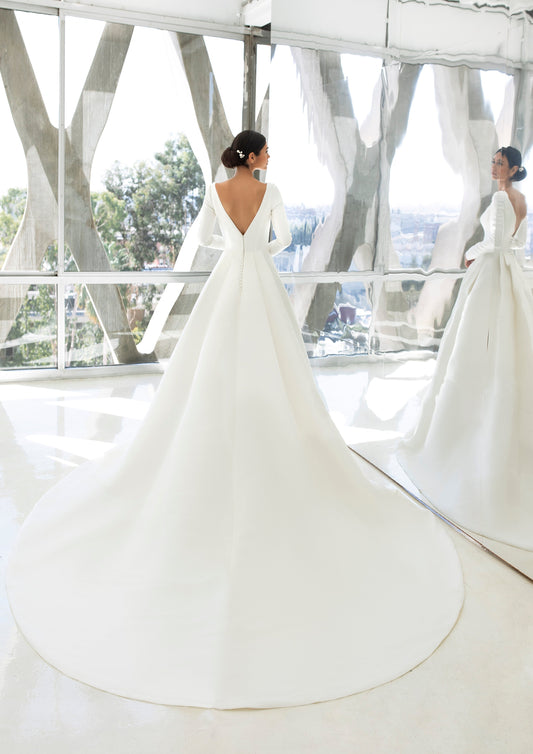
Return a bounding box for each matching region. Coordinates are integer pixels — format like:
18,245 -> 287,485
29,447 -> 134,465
7,183 -> 463,708
400,190 -> 533,550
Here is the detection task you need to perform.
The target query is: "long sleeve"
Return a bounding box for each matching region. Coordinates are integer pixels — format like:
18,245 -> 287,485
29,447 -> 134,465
267,184 -> 292,256
465,191 -> 508,262
490,191 -> 506,251
195,184 -> 225,250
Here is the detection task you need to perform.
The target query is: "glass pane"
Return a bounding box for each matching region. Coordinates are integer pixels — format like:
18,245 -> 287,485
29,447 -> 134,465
388,66 -> 463,270
66,20 -> 207,275
269,46 -> 334,271
0,284 -> 57,369
518,73 -> 533,266
286,280 -> 372,358
387,65 -> 517,272
269,46 -> 381,281
204,36 -> 244,137
285,274 -> 463,361
255,42 -> 271,122
64,283 -> 105,368
15,10 -> 59,126
0,8 -> 59,358
274,206 -> 330,274
370,275 -> 462,353
64,281 -> 205,367
63,20 -> 247,365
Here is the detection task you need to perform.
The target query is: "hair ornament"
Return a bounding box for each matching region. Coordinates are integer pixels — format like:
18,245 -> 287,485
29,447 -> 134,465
519,166 -> 525,173
236,149 -> 245,159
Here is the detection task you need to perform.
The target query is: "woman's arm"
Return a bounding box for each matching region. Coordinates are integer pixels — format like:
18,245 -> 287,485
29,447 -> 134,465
195,184 -> 225,250
490,191 -> 507,250
267,185 -> 292,256
465,191 -> 506,266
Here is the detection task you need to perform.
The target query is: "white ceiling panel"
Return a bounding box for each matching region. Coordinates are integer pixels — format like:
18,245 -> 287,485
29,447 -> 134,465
272,0 -> 388,49
4,0 -> 533,66
272,0 -> 533,68
62,0 -> 244,26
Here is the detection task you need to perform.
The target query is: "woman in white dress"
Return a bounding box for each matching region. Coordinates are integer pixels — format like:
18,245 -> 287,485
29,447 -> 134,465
7,131 -> 463,709
399,146 -> 533,551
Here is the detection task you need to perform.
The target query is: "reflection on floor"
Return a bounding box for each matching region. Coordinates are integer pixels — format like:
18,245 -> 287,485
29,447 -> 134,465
315,356 -> 533,579
1,368 -> 532,754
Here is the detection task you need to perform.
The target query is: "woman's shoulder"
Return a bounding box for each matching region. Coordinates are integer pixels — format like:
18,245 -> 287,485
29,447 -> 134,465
492,189 -> 527,232
265,182 -> 284,204
492,189 -> 508,203
212,180 -> 230,195
494,187 -> 526,207
491,189 -> 526,214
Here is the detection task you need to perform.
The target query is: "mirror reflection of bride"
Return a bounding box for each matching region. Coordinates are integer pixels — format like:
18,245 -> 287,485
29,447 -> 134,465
400,146 -> 533,551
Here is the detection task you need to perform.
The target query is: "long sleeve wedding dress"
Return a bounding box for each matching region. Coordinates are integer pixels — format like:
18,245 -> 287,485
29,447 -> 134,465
400,190 -> 533,550
7,183 -> 463,708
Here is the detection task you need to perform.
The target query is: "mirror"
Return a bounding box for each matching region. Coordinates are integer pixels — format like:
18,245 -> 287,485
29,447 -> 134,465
269,0 -> 533,578
314,356 -> 533,581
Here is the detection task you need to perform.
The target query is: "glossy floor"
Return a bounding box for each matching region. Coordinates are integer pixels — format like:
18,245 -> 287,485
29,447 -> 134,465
1,368 -> 532,754
314,356 -> 533,578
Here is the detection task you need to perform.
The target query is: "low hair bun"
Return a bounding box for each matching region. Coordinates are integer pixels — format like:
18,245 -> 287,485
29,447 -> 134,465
221,147 -> 241,169
220,130 -> 266,171
515,165 -> 527,182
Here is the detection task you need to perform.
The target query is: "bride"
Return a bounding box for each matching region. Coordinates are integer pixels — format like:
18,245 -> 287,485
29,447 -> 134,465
399,146 -> 533,551
7,130 -> 463,709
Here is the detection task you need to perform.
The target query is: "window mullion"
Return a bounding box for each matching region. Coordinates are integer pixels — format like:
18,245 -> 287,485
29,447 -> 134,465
57,10 -> 66,372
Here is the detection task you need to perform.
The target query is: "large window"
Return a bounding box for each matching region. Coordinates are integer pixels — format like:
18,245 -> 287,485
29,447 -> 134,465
0,7 -> 244,370
268,43 -> 533,358
1,4 -> 532,374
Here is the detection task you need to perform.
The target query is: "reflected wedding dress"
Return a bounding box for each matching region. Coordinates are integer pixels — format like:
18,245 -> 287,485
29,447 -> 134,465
400,190 -> 533,550
7,183 -> 463,708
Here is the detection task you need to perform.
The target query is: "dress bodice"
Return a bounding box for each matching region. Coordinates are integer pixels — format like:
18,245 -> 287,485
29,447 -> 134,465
466,190 -> 528,262
196,182 -> 292,257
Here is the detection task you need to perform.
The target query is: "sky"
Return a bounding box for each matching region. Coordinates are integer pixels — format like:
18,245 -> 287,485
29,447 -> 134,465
0,10 -> 529,212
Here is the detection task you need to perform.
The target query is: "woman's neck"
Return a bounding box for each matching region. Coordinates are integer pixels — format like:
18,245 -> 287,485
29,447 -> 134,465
497,179 -> 511,192
233,166 -> 259,182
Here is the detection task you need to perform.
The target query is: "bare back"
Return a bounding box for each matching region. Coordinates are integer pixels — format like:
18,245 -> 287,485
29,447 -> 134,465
215,178 -> 267,235
506,186 -> 527,235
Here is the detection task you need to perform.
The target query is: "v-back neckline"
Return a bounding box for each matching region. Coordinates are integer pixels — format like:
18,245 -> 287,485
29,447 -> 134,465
500,190 -> 526,238
213,183 -> 269,236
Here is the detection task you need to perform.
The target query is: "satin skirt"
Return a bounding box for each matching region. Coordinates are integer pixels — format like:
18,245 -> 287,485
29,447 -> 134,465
7,248 -> 464,708
400,250 -> 533,551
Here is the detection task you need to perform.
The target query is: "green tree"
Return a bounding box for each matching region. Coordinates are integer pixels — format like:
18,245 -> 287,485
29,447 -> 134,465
91,191 -> 133,270
0,187 -> 26,267
0,136 -> 204,366
102,134 -> 205,269
1,284 -> 56,368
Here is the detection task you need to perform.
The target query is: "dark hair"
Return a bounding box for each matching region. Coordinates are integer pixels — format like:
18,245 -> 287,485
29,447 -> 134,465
221,130 -> 266,169
496,146 -> 527,182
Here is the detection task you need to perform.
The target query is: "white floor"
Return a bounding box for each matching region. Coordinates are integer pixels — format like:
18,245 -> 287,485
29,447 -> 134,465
315,357 -> 533,579
1,369 -> 532,754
